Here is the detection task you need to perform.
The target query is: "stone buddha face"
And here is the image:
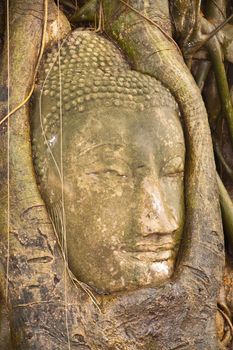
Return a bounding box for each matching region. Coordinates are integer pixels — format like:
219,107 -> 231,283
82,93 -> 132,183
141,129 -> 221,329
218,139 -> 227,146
32,31 -> 185,294
45,105 -> 185,293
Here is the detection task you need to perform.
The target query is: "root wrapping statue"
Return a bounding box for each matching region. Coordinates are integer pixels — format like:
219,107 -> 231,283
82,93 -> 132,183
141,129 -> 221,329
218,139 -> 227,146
29,0 -> 231,348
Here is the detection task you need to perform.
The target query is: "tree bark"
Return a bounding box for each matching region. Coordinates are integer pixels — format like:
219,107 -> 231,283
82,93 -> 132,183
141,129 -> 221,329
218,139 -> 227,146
0,0 -> 231,349
0,1 -> 84,349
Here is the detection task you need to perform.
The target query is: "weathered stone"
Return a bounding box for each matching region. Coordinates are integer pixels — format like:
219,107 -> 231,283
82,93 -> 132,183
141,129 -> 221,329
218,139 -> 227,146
31,30 -> 182,295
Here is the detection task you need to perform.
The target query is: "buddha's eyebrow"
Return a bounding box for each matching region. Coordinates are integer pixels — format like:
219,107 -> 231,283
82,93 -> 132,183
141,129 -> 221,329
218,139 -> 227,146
76,143 -> 125,158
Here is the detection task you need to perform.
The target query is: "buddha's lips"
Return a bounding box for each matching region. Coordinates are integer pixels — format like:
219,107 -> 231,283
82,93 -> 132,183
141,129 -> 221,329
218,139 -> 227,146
120,239 -> 176,253
134,240 -> 175,251
119,243 -> 177,263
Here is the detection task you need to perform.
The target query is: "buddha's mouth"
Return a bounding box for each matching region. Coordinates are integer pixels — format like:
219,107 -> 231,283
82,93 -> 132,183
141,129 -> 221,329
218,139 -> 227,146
120,239 -> 178,262
134,241 -> 174,251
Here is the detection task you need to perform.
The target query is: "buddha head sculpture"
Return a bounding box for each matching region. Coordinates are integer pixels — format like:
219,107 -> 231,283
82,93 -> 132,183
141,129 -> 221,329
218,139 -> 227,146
31,30 -> 185,294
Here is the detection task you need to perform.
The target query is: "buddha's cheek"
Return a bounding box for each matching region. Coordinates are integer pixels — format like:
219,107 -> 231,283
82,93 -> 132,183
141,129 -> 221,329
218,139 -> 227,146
65,174 -> 135,289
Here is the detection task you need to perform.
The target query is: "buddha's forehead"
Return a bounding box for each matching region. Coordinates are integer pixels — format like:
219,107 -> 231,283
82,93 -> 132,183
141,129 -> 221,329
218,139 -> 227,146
64,106 -> 185,163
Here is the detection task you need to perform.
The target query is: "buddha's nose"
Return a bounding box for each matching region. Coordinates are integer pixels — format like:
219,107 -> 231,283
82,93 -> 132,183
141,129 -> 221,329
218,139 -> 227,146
137,176 -> 179,236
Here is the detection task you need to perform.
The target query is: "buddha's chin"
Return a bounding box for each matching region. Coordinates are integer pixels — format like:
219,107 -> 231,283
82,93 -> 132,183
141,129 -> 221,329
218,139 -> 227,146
88,251 -> 175,295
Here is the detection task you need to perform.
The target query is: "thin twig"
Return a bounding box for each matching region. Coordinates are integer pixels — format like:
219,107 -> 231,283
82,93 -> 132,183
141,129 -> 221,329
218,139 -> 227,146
209,0 -> 226,19
218,306 -> 233,334
200,12 -> 233,49
188,12 -> 233,55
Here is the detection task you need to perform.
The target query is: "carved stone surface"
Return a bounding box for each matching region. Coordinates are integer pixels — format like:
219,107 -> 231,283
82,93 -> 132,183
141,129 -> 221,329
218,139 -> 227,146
31,30 -> 185,294
29,29 -> 225,349
1,0 -> 230,348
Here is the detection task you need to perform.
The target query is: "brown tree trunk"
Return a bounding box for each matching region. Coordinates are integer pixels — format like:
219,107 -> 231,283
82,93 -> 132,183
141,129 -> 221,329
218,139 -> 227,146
0,1 -> 231,349
0,1 -> 84,349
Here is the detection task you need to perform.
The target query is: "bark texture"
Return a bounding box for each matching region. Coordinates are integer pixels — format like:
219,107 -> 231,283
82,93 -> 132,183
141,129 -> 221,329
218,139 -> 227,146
0,1 -> 84,349
0,0 -> 228,349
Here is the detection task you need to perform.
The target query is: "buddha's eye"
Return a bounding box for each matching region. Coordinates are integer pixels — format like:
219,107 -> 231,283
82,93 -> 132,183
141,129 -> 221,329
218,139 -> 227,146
85,164 -> 131,178
98,169 -> 128,178
161,156 -> 184,178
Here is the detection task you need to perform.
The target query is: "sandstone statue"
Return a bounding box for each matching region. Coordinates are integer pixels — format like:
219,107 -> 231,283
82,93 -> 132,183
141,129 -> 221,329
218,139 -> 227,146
0,0 -> 233,349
